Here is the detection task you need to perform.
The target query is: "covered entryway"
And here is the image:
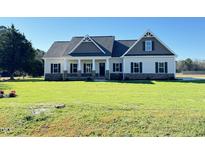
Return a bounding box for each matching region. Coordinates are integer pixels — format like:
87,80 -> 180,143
99,63 -> 105,77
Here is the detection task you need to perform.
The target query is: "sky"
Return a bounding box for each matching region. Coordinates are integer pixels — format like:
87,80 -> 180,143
0,17 -> 205,60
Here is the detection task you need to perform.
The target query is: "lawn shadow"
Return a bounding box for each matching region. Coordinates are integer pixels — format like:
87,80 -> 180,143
159,78 -> 205,84
0,78 -> 45,82
108,80 -> 155,84
86,80 -> 155,84
90,78 -> 205,84
2,77 -> 205,84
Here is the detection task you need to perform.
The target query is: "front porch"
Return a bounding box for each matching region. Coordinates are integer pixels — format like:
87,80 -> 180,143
62,57 -> 110,80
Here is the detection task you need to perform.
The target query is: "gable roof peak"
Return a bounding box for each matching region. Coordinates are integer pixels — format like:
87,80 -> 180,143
144,30 -> 154,37
121,30 -> 176,57
68,34 -> 106,55
83,35 -> 92,42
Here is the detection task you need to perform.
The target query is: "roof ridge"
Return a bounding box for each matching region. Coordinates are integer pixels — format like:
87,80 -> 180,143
54,41 -> 69,42
73,36 -> 114,38
117,39 -> 137,41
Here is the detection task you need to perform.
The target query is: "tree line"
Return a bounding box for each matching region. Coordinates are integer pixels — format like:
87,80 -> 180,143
177,58 -> 205,73
0,24 -> 44,79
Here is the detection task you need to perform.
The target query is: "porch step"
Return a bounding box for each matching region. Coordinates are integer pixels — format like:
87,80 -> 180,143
95,77 -> 106,81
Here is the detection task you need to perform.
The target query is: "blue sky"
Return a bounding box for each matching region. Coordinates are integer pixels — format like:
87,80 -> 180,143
0,17 -> 205,60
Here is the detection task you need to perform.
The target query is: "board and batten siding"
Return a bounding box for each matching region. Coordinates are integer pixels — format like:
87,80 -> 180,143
123,56 -> 176,74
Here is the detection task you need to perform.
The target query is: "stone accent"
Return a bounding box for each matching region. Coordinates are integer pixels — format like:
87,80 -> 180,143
92,70 -> 96,78
105,70 -> 110,80
77,70 -> 81,78
124,73 -> 175,80
45,73 -> 175,81
110,73 -> 123,80
63,70 -> 68,81
81,73 -> 92,77
45,73 -> 63,81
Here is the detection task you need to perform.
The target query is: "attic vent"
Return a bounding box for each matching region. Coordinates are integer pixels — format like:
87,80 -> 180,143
83,37 -> 91,42
144,32 -> 153,37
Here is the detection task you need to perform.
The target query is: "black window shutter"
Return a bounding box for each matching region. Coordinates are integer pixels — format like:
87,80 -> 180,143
155,62 -> 158,73
58,63 -> 61,73
152,41 -> 154,50
70,64 -> 72,73
113,63 -> 115,72
165,62 -> 168,73
143,41 -> 145,51
120,63 -> 122,72
140,62 -> 142,73
84,64 -> 86,73
51,64 -> 53,74
131,62 -> 133,73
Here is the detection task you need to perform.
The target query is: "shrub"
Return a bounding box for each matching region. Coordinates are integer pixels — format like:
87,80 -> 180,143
146,76 -> 151,80
86,77 -> 93,81
124,77 -> 129,80
0,90 -> 4,98
0,90 -> 4,95
9,90 -> 16,97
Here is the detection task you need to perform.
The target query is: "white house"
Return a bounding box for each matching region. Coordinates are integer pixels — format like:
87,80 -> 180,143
43,31 -> 176,80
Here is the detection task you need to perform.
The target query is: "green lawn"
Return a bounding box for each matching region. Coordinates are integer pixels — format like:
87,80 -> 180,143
1,78 -> 205,136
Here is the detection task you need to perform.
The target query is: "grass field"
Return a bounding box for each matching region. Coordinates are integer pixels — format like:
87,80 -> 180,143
1,77 -> 205,136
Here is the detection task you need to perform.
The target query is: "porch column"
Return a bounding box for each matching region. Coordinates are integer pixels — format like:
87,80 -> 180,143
63,59 -> 68,80
122,58 -> 125,80
105,58 -> 110,80
77,59 -> 81,77
92,59 -> 96,78
63,59 -> 68,71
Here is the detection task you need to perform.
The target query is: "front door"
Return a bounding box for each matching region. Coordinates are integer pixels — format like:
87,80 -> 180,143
99,63 -> 105,76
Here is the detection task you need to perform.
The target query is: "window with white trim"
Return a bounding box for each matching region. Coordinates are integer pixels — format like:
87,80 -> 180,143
159,62 -> 165,73
70,63 -> 78,73
131,62 -> 142,73
84,63 -> 92,73
145,40 -> 152,51
51,63 -> 61,74
131,63 -> 139,73
113,63 -> 122,72
155,62 -> 168,73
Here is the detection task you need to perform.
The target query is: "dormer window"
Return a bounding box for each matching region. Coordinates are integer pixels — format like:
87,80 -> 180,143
145,40 -> 152,51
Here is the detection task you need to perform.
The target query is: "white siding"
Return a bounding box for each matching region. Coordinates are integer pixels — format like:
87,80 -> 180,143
123,56 -> 175,74
109,58 -> 123,73
44,56 -> 176,75
44,59 -> 64,74
95,60 -> 106,74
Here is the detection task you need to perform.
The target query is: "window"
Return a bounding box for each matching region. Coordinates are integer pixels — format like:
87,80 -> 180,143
84,63 -> 92,73
70,63 -> 78,73
155,62 -> 168,73
131,62 -> 142,73
145,40 -> 152,51
159,62 -> 165,73
51,63 -> 61,74
113,63 -> 122,72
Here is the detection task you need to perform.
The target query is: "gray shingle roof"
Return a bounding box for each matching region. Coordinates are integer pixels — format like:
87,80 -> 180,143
124,37 -> 175,56
44,34 -> 175,58
61,36 -> 114,57
43,41 -> 70,58
112,40 -> 136,57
